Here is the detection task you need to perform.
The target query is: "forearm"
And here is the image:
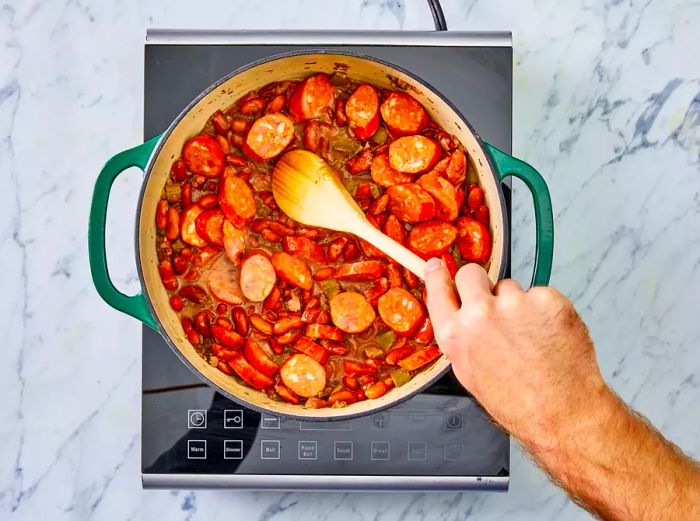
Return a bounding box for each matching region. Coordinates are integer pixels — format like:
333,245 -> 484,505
523,386 -> 700,521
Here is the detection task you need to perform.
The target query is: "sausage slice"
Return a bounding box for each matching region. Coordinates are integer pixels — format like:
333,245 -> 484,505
416,172 -> 459,221
386,183 -> 435,223
456,217 -> 492,263
330,291 -> 376,334
239,251 -> 276,302
182,134 -> 224,177
407,221 -> 457,259
271,252 -> 313,290
345,84 -> 380,139
243,113 -> 294,162
219,167 -> 256,229
370,153 -> 412,187
243,337 -> 278,377
334,260 -> 385,281
288,73 -> 335,122
389,135 -> 441,174
377,287 -> 425,336
179,205 -> 207,247
194,209 -> 224,246
380,92 -> 428,136
280,353 -> 327,397
228,351 -> 274,390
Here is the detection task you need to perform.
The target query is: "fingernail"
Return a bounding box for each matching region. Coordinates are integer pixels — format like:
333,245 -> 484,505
425,258 -> 443,274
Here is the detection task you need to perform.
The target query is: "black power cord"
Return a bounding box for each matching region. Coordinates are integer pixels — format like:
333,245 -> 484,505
427,0 -> 448,31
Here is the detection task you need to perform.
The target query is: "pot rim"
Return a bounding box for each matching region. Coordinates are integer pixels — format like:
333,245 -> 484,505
135,49 -> 509,421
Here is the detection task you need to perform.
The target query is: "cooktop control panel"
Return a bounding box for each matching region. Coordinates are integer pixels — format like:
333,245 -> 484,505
142,375 -> 509,477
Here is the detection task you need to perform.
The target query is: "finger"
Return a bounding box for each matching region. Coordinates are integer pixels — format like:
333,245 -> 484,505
493,278 -> 524,296
454,263 -> 493,304
424,257 -> 460,319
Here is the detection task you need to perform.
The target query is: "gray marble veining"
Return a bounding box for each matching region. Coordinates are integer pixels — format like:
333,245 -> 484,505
1,0 -> 699,519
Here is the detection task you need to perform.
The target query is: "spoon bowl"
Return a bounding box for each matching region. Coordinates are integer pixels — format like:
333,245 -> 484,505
272,150 -> 427,278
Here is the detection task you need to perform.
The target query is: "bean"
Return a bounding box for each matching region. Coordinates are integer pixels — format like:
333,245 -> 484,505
171,159 -> 187,182
232,306 -> 249,336
217,360 -> 234,375
215,316 -> 233,330
181,182 -> 192,207
230,118 -> 249,133
276,328 -> 301,345
320,340 -> 347,356
343,375 -> 358,390
197,193 -> 218,209
273,315 -> 304,335
313,267 -> 335,281
186,329 -> 202,346
268,336 -> 284,354
194,311 -> 213,337
156,200 -> 168,229
169,295 -> 183,312
250,314 -> 274,335
260,228 -> 280,242
215,134 -> 230,155
239,97 -> 266,114
225,154 -> 247,167
158,260 -> 178,291
266,94 -> 286,113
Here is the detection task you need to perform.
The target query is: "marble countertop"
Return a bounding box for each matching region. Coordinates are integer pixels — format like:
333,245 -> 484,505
2,0 -> 699,519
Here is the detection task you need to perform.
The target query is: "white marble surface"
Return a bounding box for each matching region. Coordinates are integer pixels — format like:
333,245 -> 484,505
2,0 -> 699,519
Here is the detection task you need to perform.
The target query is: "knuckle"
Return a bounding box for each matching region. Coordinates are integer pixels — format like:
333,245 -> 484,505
461,300 -> 492,323
455,263 -> 484,286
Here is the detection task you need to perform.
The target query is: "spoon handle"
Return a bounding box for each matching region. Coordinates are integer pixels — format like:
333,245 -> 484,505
356,220 -> 427,279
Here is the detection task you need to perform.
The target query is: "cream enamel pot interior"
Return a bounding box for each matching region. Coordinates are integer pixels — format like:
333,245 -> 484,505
89,51 -> 554,420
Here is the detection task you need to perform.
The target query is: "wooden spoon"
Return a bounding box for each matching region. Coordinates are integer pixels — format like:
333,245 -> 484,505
272,149 -> 427,278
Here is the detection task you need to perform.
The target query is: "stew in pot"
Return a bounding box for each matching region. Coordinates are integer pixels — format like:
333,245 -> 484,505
154,73 -> 491,408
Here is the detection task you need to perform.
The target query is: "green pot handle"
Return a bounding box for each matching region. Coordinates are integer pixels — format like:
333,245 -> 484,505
484,142 -> 554,287
88,136 -> 161,330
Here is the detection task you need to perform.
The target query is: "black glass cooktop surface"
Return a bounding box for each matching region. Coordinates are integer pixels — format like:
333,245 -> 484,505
141,30 -> 512,490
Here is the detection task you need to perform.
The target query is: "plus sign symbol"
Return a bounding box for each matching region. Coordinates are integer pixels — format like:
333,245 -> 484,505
372,412 -> 389,429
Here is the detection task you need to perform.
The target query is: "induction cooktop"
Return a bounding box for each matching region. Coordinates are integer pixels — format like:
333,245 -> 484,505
141,29 -> 512,491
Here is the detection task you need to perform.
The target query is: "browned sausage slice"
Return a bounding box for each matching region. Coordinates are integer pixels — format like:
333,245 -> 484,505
271,252 -> 313,290
389,135 -> 441,174
407,221 -> 457,259
377,287 -> 425,336
243,113 -> 294,162
182,134 -> 224,177
288,73 -> 335,122
345,84 -> 380,140
219,167 -> 256,229
416,172 -> 459,221
194,209 -> 224,246
386,183 -> 435,223
370,153 -> 412,187
380,92 -> 428,136
229,352 -> 274,390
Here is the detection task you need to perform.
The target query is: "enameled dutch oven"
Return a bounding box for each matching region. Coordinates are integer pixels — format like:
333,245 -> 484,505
88,52 -> 554,420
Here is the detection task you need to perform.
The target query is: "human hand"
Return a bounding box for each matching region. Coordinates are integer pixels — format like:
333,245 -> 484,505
423,258 -> 611,448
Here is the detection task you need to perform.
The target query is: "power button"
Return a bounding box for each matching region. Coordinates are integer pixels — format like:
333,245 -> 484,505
445,413 -> 462,430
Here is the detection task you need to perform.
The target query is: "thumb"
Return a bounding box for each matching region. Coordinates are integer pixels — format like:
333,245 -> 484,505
424,257 -> 460,322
